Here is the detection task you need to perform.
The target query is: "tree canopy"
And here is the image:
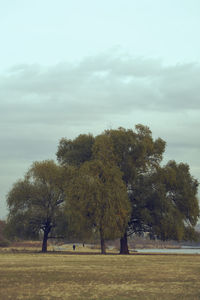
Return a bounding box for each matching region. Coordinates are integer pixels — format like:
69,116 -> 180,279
100,125 -> 167,253
6,160 -> 69,252
57,125 -> 199,254
57,134 -> 95,166
65,134 -> 130,254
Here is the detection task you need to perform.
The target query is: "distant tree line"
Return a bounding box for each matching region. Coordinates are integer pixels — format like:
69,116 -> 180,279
4,125 -> 200,253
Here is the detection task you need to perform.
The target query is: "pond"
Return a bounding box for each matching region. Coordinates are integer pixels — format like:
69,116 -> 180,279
134,247 -> 200,254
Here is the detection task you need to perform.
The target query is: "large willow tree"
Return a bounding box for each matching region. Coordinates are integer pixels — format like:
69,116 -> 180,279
67,160 -> 130,254
65,135 -> 130,254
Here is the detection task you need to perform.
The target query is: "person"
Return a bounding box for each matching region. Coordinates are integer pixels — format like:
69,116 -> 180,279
73,244 -> 76,251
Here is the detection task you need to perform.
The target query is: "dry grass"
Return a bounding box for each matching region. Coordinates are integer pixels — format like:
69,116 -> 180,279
0,242 -> 117,254
0,252 -> 200,299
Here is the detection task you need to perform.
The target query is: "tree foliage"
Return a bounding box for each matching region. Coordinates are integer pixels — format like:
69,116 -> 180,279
151,161 -> 199,241
6,160 -> 69,252
102,125 -> 167,253
6,125 -> 199,255
0,220 -> 10,247
57,125 -> 199,254
126,160 -> 199,241
64,135 -> 130,253
67,159 -> 130,253
57,134 -> 95,166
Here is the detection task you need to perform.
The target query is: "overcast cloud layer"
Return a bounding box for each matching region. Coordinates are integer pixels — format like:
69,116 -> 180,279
0,53 -> 200,218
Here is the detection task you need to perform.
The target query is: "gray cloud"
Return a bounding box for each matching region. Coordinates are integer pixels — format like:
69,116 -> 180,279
1,55 -> 200,123
0,53 -> 200,218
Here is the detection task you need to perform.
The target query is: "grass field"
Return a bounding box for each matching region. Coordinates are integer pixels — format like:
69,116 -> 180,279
0,252 -> 200,300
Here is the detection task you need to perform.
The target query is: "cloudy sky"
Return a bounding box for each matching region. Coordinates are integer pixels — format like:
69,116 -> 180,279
1,0 -> 200,218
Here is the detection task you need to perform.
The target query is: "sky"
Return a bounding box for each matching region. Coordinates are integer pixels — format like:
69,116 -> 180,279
1,0 -> 200,218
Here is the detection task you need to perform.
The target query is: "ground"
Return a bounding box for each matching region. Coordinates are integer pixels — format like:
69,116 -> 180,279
0,250 -> 200,299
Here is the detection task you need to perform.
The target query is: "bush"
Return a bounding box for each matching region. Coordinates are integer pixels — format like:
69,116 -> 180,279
0,220 -> 10,247
0,239 -> 10,247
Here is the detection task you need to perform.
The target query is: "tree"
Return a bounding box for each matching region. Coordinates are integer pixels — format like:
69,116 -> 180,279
118,156 -> 199,253
57,125 -> 199,254
67,160 -> 130,254
149,161 -> 199,241
6,160 -> 69,252
104,125 -> 166,253
66,135 -> 130,254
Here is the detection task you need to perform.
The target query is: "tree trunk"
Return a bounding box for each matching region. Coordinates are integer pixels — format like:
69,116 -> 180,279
120,231 -> 129,254
100,227 -> 106,254
42,227 -> 50,253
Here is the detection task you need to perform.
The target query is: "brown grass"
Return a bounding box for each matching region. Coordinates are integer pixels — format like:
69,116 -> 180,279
0,242 -> 117,254
0,252 -> 200,299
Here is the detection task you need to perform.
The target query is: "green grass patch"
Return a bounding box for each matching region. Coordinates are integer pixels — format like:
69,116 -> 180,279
0,252 -> 200,299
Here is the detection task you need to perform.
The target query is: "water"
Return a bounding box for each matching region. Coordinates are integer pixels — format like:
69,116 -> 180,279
134,247 -> 200,254
52,244 -> 200,254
